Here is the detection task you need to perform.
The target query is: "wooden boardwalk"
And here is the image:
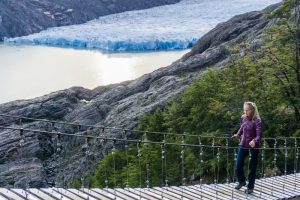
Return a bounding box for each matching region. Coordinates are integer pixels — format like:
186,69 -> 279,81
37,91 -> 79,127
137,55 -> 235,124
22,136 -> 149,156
0,173 -> 299,200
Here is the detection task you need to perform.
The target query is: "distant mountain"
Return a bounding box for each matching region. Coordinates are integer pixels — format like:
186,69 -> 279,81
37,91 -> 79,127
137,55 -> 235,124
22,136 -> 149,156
0,0 -> 180,41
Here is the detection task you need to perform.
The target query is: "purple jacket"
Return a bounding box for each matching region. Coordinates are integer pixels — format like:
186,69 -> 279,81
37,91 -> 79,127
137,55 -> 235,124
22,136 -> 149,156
237,115 -> 262,148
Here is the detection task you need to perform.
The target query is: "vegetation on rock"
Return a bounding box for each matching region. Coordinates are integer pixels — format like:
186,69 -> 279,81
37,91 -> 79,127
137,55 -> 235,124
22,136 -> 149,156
90,0 -> 300,188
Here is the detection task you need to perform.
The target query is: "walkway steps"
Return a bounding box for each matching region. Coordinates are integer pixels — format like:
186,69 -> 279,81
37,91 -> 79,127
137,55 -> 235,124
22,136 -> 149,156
0,173 -> 299,200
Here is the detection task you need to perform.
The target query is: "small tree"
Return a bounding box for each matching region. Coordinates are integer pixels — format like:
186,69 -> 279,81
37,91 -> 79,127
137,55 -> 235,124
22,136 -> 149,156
262,0 -> 300,123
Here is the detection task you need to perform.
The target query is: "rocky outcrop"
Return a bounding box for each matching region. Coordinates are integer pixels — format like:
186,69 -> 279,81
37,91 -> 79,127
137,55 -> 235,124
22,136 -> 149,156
0,0 -> 180,41
0,3 -> 281,188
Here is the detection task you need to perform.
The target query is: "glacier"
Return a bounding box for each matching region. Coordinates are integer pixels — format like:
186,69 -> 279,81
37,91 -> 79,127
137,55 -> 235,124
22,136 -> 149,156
5,0 -> 281,52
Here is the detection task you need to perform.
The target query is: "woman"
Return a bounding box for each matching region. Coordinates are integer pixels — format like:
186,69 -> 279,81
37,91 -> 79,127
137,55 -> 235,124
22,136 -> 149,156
232,101 -> 262,194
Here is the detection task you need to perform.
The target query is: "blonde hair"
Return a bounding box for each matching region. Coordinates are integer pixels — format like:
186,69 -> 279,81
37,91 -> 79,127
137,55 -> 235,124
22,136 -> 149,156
244,101 -> 260,119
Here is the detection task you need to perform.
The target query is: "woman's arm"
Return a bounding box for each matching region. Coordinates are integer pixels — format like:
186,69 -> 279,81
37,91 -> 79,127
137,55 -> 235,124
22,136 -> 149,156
232,115 -> 244,138
253,118 -> 262,143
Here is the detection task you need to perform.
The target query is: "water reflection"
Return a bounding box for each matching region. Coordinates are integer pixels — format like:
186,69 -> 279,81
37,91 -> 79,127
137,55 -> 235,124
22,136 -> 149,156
0,45 -> 188,103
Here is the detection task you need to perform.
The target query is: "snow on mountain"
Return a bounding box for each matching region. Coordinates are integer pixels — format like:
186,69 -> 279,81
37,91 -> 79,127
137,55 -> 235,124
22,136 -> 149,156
5,0 -> 281,51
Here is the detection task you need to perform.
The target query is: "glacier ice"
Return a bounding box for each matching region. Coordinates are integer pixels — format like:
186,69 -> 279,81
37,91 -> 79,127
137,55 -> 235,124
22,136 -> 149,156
5,0 -> 281,52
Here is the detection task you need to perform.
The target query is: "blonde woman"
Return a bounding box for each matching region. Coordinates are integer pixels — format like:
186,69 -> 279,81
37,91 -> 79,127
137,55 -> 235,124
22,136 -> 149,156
232,102 -> 262,194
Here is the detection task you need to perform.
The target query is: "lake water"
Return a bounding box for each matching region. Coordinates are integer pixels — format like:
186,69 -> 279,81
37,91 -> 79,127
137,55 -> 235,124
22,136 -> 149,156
0,44 -> 188,104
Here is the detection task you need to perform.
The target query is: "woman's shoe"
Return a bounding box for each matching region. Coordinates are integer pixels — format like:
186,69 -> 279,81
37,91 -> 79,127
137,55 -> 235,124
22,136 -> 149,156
244,188 -> 253,194
234,181 -> 246,190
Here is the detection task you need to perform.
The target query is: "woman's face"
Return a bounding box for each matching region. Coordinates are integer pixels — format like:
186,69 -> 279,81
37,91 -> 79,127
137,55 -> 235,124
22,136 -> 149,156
244,104 -> 254,118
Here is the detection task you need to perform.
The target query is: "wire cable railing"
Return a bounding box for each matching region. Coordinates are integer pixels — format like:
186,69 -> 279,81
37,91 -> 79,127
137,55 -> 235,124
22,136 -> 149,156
0,113 -> 299,199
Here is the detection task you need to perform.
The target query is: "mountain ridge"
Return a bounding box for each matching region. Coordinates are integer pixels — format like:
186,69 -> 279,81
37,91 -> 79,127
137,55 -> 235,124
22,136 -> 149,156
0,0 -> 180,41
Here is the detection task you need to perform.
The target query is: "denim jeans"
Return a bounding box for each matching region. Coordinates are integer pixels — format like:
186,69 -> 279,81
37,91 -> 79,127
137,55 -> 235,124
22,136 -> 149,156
236,145 -> 259,189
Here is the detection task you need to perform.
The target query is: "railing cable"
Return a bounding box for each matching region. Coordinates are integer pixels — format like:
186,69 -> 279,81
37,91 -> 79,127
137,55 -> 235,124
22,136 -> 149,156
232,148 -> 237,199
100,128 -> 109,190
164,134 -> 168,187
137,141 -> 142,199
2,114 -> 300,199
198,136 -> 203,200
112,139 -> 117,198
226,138 -> 229,184
259,139 -> 266,198
294,138 -> 298,190
216,145 -> 220,198
180,135 -> 185,200
124,130 -> 130,188
2,113 -> 299,141
272,139 -> 278,196
145,133 -> 150,189
284,138 -> 288,193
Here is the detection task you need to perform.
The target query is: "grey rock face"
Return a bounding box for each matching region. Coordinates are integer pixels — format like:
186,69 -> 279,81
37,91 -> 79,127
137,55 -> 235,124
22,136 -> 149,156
0,4 -> 280,187
0,0 -> 180,40
181,2 -> 282,61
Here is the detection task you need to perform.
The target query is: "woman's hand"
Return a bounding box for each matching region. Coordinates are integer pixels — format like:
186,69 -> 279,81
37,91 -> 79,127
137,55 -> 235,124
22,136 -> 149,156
231,134 -> 240,139
249,140 -> 255,148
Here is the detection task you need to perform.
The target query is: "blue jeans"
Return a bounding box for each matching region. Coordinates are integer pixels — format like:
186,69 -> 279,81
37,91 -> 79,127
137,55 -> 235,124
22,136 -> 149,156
236,145 -> 259,189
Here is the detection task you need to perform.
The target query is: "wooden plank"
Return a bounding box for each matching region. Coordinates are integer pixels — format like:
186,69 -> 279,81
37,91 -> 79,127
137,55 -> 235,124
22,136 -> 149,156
171,186 -> 215,199
118,188 -> 150,200
153,187 -> 185,200
0,191 -> 9,200
260,177 -> 299,196
8,189 -> 27,199
258,177 -> 283,187
182,186 -> 214,200
253,180 -> 290,198
283,175 -> 300,185
253,181 -> 287,199
156,187 -> 189,199
271,176 -> 300,198
277,175 -> 299,184
277,177 -> 295,191
271,175 -> 300,190
24,189 -> 43,200
227,182 -> 265,199
105,188 -> 138,200
0,188 -> 25,200
28,189 -> 57,200
34,189 -> 60,200
186,185 -> 224,200
1,173 -> 300,200
168,186 -> 201,200
125,188 -> 161,200
188,185 -> 228,200
224,182 -> 269,200
41,188 -> 71,200
10,189 -> 40,200
282,176 -> 300,190
92,189 -> 122,200
55,188 -> 84,200
177,186 -> 212,200
78,188 -> 104,200
116,188 -> 143,200
67,189 -> 98,200
171,186 -> 202,199
80,188 -> 111,200
201,184 -> 237,200
133,188 -> 165,200
215,183 -> 252,200
237,182 -> 278,200
230,181 -> 281,200
148,188 -> 180,200
192,185 -> 229,200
